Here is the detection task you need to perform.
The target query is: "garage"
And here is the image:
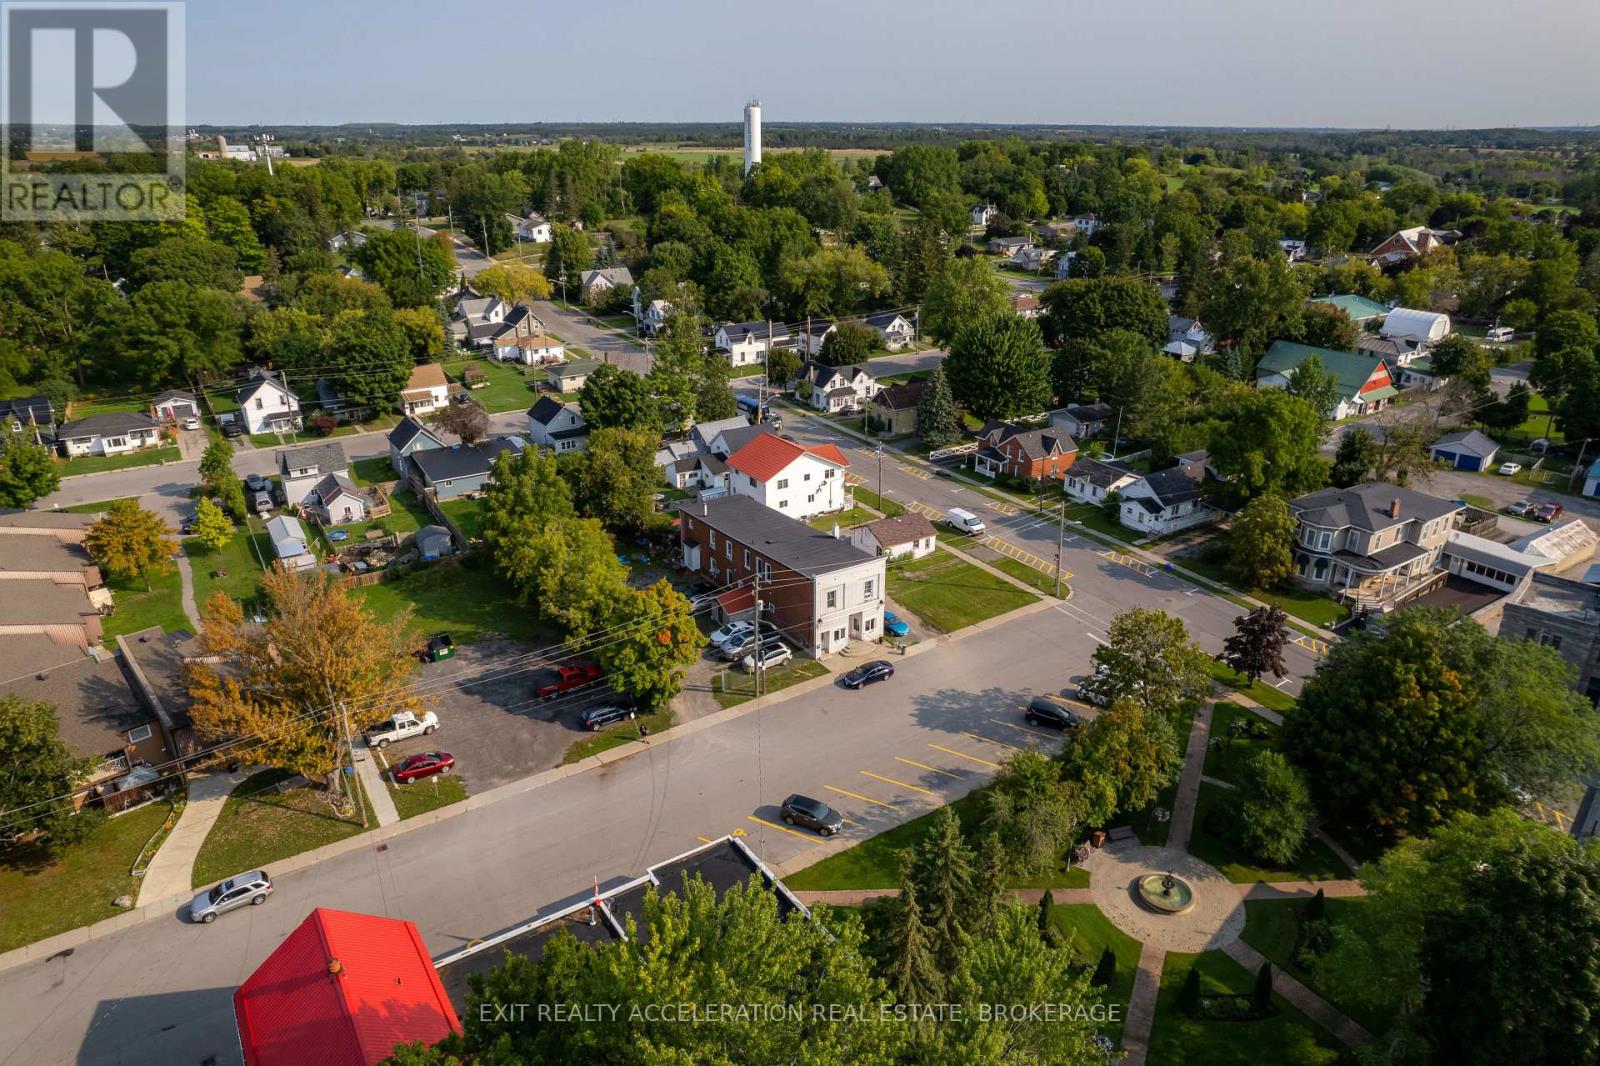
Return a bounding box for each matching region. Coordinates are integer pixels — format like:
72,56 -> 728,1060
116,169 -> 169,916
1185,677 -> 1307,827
1430,428 -> 1500,473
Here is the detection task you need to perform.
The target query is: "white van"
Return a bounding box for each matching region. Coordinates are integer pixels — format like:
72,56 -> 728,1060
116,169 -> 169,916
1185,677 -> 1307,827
947,507 -> 986,535
1486,326 -> 1515,343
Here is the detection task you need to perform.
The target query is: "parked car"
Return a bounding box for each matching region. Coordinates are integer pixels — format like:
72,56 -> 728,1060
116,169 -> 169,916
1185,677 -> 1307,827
1506,499 -> 1534,517
580,702 -> 638,731
252,492 -> 275,516
365,710 -> 439,749
191,870 -> 273,924
721,622 -> 781,661
181,416 -> 201,430
882,611 -> 910,638
709,620 -> 753,650
780,794 -> 843,836
741,640 -> 793,674
1534,502 -> 1565,523
180,513 -> 200,535
536,662 -> 602,700
244,473 -> 270,494
1075,668 -> 1113,708
947,507 -> 986,535
1498,461 -> 1522,476
1026,696 -> 1082,731
220,415 -> 244,438
842,660 -> 894,689
392,751 -> 454,784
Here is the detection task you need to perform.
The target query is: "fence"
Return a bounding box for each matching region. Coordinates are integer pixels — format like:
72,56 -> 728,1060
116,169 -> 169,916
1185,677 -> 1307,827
408,472 -> 471,553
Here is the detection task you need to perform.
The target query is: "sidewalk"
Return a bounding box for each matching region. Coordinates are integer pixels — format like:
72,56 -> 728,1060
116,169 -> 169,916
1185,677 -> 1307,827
134,769 -> 245,904
1222,938 -> 1371,1047
792,886 -> 1094,907
1166,701 -> 1214,852
356,746 -> 401,827
1120,942 -> 1167,1066
174,551 -> 201,630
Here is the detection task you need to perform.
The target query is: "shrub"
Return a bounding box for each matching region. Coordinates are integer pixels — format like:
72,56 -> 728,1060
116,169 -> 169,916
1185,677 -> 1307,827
1177,966 -> 1202,1014
1092,946 -> 1116,988
310,412 -> 337,436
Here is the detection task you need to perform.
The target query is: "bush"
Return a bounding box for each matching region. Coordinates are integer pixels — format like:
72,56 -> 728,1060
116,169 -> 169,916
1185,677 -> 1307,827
1092,946 -> 1116,988
310,412 -> 337,437
1253,962 -> 1274,1013
1177,966 -> 1202,1013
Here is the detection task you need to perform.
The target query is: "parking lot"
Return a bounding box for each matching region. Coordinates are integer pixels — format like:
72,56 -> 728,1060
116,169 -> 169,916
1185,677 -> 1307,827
369,638 -> 624,791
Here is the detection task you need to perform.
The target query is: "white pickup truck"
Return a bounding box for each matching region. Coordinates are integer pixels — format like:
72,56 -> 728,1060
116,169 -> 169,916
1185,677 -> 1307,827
364,710 -> 439,749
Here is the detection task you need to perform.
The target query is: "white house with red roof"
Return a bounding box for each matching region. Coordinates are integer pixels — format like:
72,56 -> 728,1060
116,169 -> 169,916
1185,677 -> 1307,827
722,433 -> 850,520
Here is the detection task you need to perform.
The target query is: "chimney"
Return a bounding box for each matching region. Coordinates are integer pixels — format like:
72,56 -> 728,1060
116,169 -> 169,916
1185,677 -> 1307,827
327,959 -> 344,978
1390,497 -> 1401,519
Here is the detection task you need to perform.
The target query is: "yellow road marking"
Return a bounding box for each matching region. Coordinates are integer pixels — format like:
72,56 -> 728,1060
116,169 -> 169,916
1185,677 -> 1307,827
697,835 -> 713,844
991,717 -> 1059,739
963,730 -> 1024,751
860,770 -> 938,797
895,756 -> 964,779
841,816 -> 863,827
928,743 -> 1000,768
824,785 -> 897,809
732,827 -> 747,837
746,815 -> 823,842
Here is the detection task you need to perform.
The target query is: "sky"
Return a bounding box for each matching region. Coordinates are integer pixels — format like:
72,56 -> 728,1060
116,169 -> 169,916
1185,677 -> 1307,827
182,0 -> 1600,129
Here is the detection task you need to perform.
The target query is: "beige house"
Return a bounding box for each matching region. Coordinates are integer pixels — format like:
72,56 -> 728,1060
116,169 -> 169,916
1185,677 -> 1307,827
1289,483 -> 1465,608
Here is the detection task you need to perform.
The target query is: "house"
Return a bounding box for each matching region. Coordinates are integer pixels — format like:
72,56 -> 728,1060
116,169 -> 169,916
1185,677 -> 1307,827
795,361 -> 877,412
387,416 -> 446,477
691,415 -> 760,457
117,626 -> 205,766
0,533 -> 111,608
973,421 -> 1077,482
715,320 -> 791,368
546,357 -> 602,393
862,310 -> 915,351
871,377 -> 927,437
1038,220 -> 1078,243
970,203 -> 998,228
1431,429 -> 1500,472
1069,214 -> 1100,239
400,362 -> 450,416
314,378 -> 376,425
0,577 -> 104,645
448,290 -> 507,347
0,508 -> 95,542
506,211 -> 552,243
723,432 -> 849,520
1062,457 -> 1139,505
150,390 -> 198,423
1310,293 -> 1390,324
328,230 -> 367,252
1255,341 -> 1398,420
1055,252 -> 1078,279
988,236 -> 1032,256
526,395 -> 589,453
237,371 -> 302,435
1050,402 -> 1114,440
277,441 -> 349,507
1164,316 -> 1215,361
657,415 -> 754,489
1006,246 -> 1055,273
1010,291 -> 1042,319
408,437 -> 524,500
1288,483 -> 1464,604
632,287 -> 675,335
305,472 -> 370,526
234,908 -> 461,1066
0,395 -> 54,441
1501,574 -> 1600,703
1118,465 -> 1216,536
796,319 -> 837,357
866,175 -> 884,191
679,495 -> 886,655
55,412 -> 161,458
851,513 -> 938,561
1278,238 -> 1308,262
1380,307 -> 1451,350
1370,226 -> 1461,267
493,333 -> 564,365
579,266 -> 634,303
655,440 -> 702,490
266,514 -> 317,571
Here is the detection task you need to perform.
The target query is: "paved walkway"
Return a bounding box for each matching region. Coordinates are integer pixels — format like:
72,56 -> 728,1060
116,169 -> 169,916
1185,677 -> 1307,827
356,745 -> 401,827
135,770 -> 245,904
1222,938 -> 1372,1047
1226,690 -> 1284,726
174,550 -> 201,630
1239,880 -> 1366,901
792,886 -> 1094,907
1166,701 -> 1214,852
1313,827 -> 1362,874
1090,843 -> 1247,953
1120,942 -> 1167,1066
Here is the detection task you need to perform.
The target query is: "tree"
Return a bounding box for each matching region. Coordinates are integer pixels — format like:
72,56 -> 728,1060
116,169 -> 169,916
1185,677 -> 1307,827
563,427 -> 661,534
1177,966 -> 1202,1013
1219,605 -> 1290,684
435,399 -> 489,445
190,496 -> 233,552
1427,334 -> 1492,388
1368,417 -> 1436,487
1477,380 -> 1532,435
188,569 -> 422,795
472,262 -> 552,304
1040,276 -> 1170,349
1330,426 -> 1376,487
1065,699 -> 1183,825
1208,390 -> 1328,504
594,580 -> 701,709
644,315 -> 703,430
1252,962 -> 1274,1014
980,749 -> 1082,877
85,500 -> 174,590
765,346 -> 801,390
915,362 -> 963,448
481,447 -> 577,598
695,352 -> 739,421
0,427 -> 60,508
1292,302 -> 1358,351
920,257 -> 1012,345
198,439 -> 235,489
1092,947 -> 1116,988
393,307 -> 445,363
351,228 -> 454,307
577,363 -> 659,431
1229,751 -> 1314,866
817,322 -> 883,366
779,245 -> 892,317
323,309 -> 413,413
127,236 -> 241,292
1089,607 -> 1213,717
1284,355 -> 1340,426
944,311 -> 1052,421
543,224 -> 593,296
1226,495 -> 1297,590
903,805 -> 989,975
877,881 -> 944,1007
0,695 -> 95,851
530,518 -> 630,636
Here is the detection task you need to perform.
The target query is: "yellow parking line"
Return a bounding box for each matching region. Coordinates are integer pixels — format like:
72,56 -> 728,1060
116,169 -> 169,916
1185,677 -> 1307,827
860,770 -> 938,797
697,835 -> 713,844
895,756 -> 964,779
732,827 -> 747,838
841,816 -> 864,827
824,785 -> 897,810
991,717 -> 1059,739
963,730 -> 1025,751
747,815 -> 822,842
928,743 -> 1000,768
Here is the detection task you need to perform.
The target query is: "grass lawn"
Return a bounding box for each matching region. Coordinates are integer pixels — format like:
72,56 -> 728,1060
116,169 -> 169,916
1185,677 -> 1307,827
1203,703 -> 1280,786
1180,555 -> 1350,630
563,708 -> 674,764
1049,903 -> 1142,1045
386,772 -> 469,819
349,456 -> 397,486
851,486 -> 905,517
886,549 -> 1037,633
1065,504 -> 1141,545
437,496 -> 485,541
184,528 -> 270,614
1458,492 -> 1495,509
1149,950 -> 1341,1066
375,488 -> 436,537
1115,702 -> 1197,847
1241,898 -> 1392,1036
1204,660 -> 1298,714
1185,784 -> 1352,884
353,556 -> 549,644
807,507 -> 875,532
442,357 -> 541,414
192,769 -> 373,889
101,565 -> 189,641
58,445 -> 181,477
986,554 -> 1064,597
56,497 -> 138,514
0,802 -> 172,953
714,658 -> 830,708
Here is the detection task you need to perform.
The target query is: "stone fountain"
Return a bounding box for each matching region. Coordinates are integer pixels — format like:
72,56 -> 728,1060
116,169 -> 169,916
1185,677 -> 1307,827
1136,870 -> 1195,914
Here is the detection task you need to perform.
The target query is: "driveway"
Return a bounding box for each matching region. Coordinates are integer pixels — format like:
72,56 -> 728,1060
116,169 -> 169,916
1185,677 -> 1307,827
529,300 -> 652,374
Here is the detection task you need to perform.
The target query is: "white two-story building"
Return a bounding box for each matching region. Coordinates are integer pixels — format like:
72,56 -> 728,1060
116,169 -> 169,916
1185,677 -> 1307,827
721,433 -> 849,521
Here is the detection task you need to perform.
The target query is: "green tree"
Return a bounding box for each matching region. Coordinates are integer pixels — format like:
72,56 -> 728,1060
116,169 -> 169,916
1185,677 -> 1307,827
0,695 -> 96,852
1284,354 -> 1340,426
1228,751 -> 1315,866
85,500 -> 175,590
472,262 -> 552,304
577,363 -> 659,431
1176,966 -> 1202,1014
595,580 -> 701,709
1292,302 -> 1358,351
481,448 -> 577,599
1226,494 -> 1297,590
877,881 -> 944,1006
530,517 -> 630,635
920,257 -> 1012,345
544,224 -> 593,297
1252,962 -> 1274,1014
915,362 -> 963,448
779,245 -> 892,317
980,749 -> 1083,877
1040,276 -> 1169,348
903,805 -> 989,975
190,496 -> 233,552
644,316 -> 702,430
695,350 -> 739,421
818,322 -> 883,366
0,427 -> 60,508
127,237 -> 241,292
1089,607 -> 1213,717
1330,426 -> 1376,487
944,311 -> 1052,421
1208,390 -> 1328,504
351,228 -> 455,307
765,346 -> 801,389
198,439 -> 235,488
1065,698 -> 1183,825
1219,605 -> 1290,684
323,309 -> 413,412
1092,947 -> 1116,988
393,307 -> 445,363
562,426 -> 660,533
203,195 -> 264,272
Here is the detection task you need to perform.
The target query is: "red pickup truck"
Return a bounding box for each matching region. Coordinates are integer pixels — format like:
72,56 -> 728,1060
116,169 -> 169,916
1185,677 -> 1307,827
536,662 -> 601,701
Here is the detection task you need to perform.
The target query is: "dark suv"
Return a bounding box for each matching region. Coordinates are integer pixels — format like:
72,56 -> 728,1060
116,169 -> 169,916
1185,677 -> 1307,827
1026,696 -> 1082,731
580,702 -> 637,731
780,794 -> 843,836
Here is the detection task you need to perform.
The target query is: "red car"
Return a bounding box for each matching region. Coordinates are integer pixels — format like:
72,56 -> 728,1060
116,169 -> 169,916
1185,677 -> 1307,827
1534,502 -> 1565,523
392,751 -> 454,784
535,662 -> 601,701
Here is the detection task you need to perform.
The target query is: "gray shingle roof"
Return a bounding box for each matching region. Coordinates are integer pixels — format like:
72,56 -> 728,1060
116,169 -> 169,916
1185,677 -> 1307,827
682,495 -> 876,575
56,412 -> 156,439
1291,483 -> 1463,531
0,638 -> 152,760
276,441 -> 348,477
410,438 -> 522,482
1137,466 -> 1202,507
1431,429 -> 1499,459
527,395 -> 569,425
1067,457 -> 1137,489
388,416 -> 441,451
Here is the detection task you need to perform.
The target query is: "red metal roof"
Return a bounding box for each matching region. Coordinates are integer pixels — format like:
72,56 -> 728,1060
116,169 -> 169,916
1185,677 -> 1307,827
716,586 -> 756,614
725,434 -> 847,483
806,443 -> 849,467
234,908 -> 461,1066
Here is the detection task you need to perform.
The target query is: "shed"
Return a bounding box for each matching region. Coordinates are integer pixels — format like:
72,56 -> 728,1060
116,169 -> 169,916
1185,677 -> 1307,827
1381,307 -> 1451,345
416,525 -> 454,561
1430,429 -> 1500,473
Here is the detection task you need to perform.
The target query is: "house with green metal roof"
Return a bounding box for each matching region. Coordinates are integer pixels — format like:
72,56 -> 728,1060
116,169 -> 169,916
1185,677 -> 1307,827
1256,340 -> 1398,420
1310,293 -> 1391,323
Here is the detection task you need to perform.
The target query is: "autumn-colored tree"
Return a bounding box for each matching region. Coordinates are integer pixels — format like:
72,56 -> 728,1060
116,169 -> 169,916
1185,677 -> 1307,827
190,496 -> 233,552
473,261 -> 552,304
593,580 -> 702,709
85,499 -> 175,590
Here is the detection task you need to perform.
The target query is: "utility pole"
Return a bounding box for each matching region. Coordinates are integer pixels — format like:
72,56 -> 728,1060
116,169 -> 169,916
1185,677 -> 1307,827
1568,438 -> 1593,491
1055,496 -> 1066,597
338,700 -> 370,829
1110,406 -> 1125,459
876,444 -> 884,507
752,568 -> 764,697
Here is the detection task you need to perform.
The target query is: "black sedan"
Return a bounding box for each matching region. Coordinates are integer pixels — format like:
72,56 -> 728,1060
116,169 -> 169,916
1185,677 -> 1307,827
1025,696 -> 1082,731
841,660 -> 895,689
580,702 -> 637,731
780,794 -> 844,836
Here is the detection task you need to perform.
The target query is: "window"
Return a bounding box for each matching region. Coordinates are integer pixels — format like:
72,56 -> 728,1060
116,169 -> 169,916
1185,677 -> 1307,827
803,472 -> 811,481
743,549 -> 750,567
826,589 -> 838,608
834,628 -> 846,641
726,541 -> 733,560
1316,530 -> 1331,551
864,578 -> 875,598
748,474 -> 758,487
127,724 -> 153,744
777,478 -> 789,489
1542,633 -> 1564,650
255,398 -> 264,410
757,559 -> 771,581
866,618 -> 876,631
708,531 -> 716,550
1526,627 -> 1539,640
779,500 -> 788,509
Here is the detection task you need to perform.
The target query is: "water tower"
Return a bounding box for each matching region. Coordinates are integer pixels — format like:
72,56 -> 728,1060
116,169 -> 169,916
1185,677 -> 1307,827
743,100 -> 762,176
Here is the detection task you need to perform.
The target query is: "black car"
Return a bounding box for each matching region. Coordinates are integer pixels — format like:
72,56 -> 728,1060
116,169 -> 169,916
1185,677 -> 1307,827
1026,696 -> 1082,731
842,660 -> 895,689
780,794 -> 843,836
180,513 -> 200,535
220,418 -> 244,439
580,702 -> 637,731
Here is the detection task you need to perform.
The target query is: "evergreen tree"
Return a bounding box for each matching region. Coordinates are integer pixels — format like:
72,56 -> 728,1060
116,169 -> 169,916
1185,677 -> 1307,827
1177,966 -> 1202,1013
904,805 -> 979,974
1036,888 -> 1055,943
1304,887 -> 1326,923
1092,947 -> 1117,988
915,362 -> 962,448
1252,962 -> 1274,1013
1330,426 -> 1377,487
879,882 -> 944,1006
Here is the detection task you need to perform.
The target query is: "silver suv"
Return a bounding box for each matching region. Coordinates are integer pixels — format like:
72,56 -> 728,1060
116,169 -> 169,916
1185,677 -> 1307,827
191,870 -> 273,923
